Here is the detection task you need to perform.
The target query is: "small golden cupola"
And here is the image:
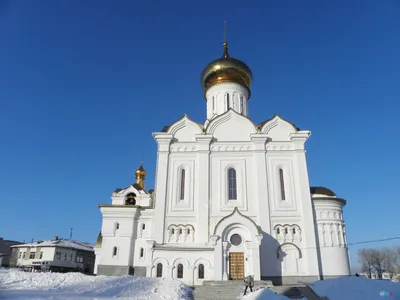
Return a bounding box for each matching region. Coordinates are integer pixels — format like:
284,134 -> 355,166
200,24 -> 253,96
135,164 -> 147,190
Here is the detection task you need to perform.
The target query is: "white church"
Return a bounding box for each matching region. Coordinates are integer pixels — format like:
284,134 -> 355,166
94,39 -> 351,285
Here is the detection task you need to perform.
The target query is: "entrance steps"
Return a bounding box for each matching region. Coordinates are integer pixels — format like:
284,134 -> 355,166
194,280 -> 273,300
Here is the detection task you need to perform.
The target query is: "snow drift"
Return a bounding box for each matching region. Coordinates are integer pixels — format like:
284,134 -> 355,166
0,269 -> 192,300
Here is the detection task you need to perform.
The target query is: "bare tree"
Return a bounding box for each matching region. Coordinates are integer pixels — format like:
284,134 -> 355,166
382,248 -> 397,279
370,249 -> 386,278
358,248 -> 374,278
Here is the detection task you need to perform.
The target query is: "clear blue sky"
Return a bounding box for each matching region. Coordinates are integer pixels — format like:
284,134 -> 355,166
1,0 -> 399,270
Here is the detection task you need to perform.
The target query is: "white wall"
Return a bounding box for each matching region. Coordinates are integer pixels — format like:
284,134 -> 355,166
148,249 -> 214,286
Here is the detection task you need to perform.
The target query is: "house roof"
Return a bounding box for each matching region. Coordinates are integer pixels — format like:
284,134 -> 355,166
10,239 -> 94,252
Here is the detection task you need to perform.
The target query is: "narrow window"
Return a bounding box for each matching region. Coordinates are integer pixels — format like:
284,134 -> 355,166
228,168 -> 237,200
187,229 -> 190,234
112,247 -> 117,257
116,223 -> 119,230
18,252 -> 22,258
212,96 -> 216,113
171,229 -> 175,234
284,228 -> 288,234
226,93 -> 230,110
63,253 -> 67,260
40,252 -> 43,259
293,228 -> 296,234
240,96 -> 244,114
177,264 -> 183,279
142,224 -> 146,230
156,263 -> 163,277
140,248 -> 144,258
180,169 -> 185,200
198,264 -> 205,279
179,228 -> 182,234
277,228 -> 280,234
279,168 -> 286,200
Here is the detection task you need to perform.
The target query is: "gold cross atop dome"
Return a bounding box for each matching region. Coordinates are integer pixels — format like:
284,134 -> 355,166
200,21 -> 253,95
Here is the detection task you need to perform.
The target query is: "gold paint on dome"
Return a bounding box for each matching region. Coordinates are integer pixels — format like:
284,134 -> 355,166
201,41 -> 252,94
135,164 -> 147,190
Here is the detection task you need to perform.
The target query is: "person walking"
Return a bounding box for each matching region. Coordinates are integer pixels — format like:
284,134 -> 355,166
243,275 -> 254,295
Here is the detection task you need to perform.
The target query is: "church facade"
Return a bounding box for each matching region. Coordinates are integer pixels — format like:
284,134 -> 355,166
94,40 -> 351,285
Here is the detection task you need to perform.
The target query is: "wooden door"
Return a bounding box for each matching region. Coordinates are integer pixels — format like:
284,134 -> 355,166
229,252 -> 244,280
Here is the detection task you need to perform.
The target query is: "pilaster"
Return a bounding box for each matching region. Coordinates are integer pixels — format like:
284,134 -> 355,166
250,133 -> 271,276
152,133 -> 173,243
195,134 -> 213,243
290,132 -> 320,278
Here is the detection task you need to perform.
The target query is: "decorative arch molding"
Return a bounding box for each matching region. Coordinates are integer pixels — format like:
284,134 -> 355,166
152,257 -> 170,268
166,114 -> 204,139
167,224 -> 195,231
205,109 -> 257,135
213,207 -> 260,236
193,258 -> 212,268
276,242 -> 302,259
171,257 -> 190,268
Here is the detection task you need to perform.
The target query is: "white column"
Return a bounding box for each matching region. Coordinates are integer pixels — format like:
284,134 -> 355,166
195,134 -> 213,243
222,241 -> 229,280
152,133 -> 173,243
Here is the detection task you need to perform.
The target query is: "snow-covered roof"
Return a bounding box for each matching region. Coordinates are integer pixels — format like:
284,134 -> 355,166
10,239 -> 94,252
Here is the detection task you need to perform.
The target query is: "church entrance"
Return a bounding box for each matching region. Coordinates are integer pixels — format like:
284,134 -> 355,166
229,252 -> 244,280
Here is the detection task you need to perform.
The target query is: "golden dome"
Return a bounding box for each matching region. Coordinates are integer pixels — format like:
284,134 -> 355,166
135,164 -> 147,177
201,41 -> 253,94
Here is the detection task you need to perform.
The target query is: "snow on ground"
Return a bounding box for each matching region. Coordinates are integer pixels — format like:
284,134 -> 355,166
0,269 -> 192,300
242,288 -> 294,300
309,276 -> 400,300
243,276 -> 400,300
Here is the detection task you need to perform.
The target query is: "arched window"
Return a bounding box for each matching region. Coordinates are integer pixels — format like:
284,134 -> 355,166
125,193 -> 136,205
198,264 -> 205,279
112,247 -> 117,257
228,168 -> 237,200
140,248 -> 144,258
156,263 -> 163,277
180,169 -> 185,200
177,264 -> 183,279
279,168 -> 286,200
116,222 -> 119,230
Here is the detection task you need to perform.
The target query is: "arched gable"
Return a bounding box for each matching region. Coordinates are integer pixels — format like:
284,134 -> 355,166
205,109 -> 257,141
259,114 -> 298,141
122,185 -> 142,197
167,114 -> 203,142
214,207 -> 260,237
